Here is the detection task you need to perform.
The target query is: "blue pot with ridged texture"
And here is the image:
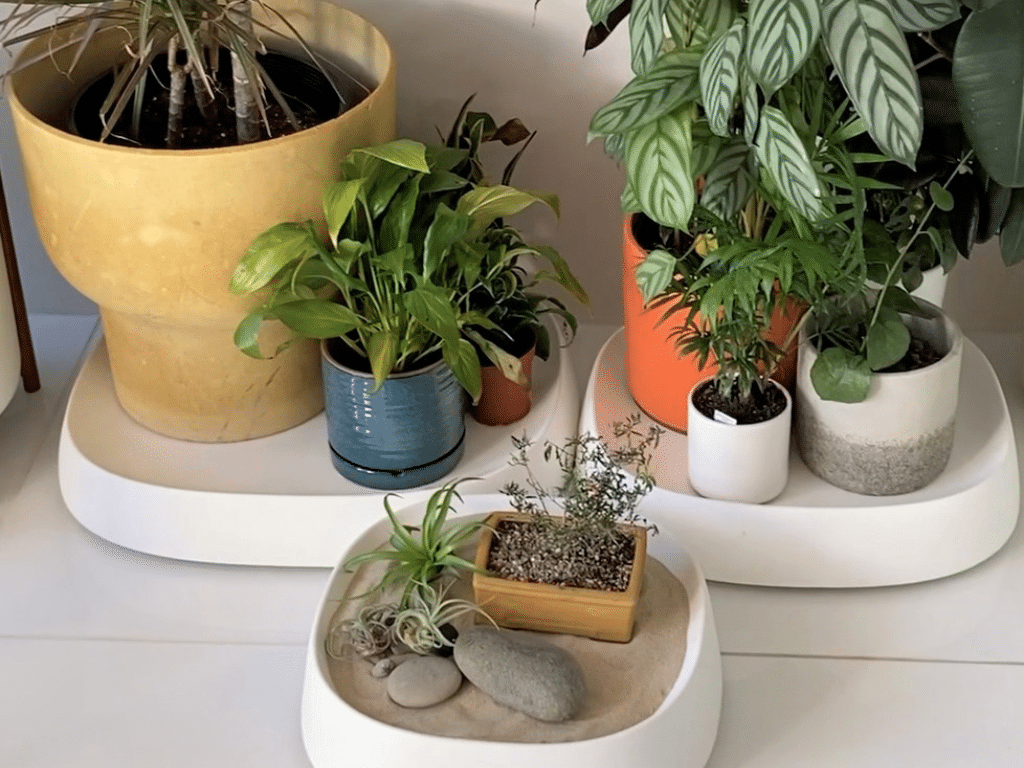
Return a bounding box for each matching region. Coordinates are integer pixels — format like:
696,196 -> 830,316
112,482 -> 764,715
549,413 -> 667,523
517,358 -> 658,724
321,339 -> 468,490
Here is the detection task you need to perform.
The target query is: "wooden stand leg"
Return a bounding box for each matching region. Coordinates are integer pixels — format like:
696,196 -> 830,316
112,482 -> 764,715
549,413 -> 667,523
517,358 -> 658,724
0,169 -> 40,393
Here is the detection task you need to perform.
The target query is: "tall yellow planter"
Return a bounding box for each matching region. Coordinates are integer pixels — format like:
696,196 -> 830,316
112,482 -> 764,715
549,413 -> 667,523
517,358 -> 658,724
7,0 -> 397,441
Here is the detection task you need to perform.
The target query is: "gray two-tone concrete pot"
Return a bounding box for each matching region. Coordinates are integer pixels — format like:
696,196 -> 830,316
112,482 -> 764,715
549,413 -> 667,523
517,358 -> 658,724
796,301 -> 963,496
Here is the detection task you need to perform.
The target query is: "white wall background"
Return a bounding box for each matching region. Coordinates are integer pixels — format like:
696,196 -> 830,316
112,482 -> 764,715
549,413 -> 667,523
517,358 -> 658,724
1,0 -> 1022,330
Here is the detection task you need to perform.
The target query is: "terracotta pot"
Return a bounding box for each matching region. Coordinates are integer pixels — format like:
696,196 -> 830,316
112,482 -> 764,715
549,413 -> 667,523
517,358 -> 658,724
687,378 -> 792,503
472,511 -> 647,643
622,214 -> 804,432
471,345 -> 535,426
6,0 -> 397,441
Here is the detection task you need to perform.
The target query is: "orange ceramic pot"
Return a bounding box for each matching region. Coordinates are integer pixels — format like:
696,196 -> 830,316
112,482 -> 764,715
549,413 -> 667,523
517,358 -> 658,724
622,214 -> 804,432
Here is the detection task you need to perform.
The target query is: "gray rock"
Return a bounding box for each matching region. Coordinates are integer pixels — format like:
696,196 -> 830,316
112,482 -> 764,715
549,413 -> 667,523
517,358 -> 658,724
386,654 -> 463,708
453,626 -> 586,722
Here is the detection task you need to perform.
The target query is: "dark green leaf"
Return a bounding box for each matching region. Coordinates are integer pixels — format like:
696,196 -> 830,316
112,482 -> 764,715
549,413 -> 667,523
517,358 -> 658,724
1000,188 -> 1024,265
810,346 -> 871,402
953,0 -> 1024,186
929,180 -> 955,211
866,309 -> 911,370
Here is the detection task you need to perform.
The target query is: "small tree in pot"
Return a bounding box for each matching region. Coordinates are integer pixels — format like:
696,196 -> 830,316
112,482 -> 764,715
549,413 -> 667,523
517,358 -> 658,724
473,416 -> 662,643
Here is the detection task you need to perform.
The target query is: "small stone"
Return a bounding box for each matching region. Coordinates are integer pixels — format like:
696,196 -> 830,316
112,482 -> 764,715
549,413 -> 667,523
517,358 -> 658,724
386,655 -> 463,708
453,626 -> 586,722
370,658 -> 396,678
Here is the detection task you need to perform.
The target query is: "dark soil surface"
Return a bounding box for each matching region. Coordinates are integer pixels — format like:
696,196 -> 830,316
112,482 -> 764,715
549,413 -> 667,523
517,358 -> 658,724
631,211 -> 693,256
485,519 -> 636,592
692,379 -> 788,424
73,50 -> 360,149
877,334 -> 945,373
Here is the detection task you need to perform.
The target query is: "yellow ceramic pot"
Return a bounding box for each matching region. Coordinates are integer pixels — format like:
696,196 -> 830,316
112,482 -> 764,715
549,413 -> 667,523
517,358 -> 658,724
7,0 -> 397,441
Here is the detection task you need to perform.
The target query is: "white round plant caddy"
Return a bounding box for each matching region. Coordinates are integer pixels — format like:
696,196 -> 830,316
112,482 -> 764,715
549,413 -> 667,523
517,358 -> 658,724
0,259 -> 20,414
687,378 -> 791,504
57,317 -> 580,566
300,495 -> 723,768
579,328 -> 1020,588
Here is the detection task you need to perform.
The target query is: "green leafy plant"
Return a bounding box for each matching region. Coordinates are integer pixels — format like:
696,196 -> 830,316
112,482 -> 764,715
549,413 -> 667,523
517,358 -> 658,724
501,414 -> 662,541
0,0 -> 342,146
579,0 -> 1024,261
327,580 -> 493,658
341,480 -> 486,611
228,129 -> 579,400
806,152 -> 972,403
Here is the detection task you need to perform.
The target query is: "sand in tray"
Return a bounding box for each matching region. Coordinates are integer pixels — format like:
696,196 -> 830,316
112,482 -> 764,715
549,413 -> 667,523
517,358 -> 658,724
328,556 -> 690,743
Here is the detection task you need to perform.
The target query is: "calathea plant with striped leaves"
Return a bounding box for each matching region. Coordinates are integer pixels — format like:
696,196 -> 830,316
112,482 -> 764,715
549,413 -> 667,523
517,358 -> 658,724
583,0 -> 1024,264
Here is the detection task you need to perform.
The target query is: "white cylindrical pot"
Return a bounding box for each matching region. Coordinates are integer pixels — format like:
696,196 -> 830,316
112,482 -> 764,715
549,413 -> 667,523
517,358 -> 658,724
687,379 -> 792,504
796,302 -> 963,496
0,260 -> 20,414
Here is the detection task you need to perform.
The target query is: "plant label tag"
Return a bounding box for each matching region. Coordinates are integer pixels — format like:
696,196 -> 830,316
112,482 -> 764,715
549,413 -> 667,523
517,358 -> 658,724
713,410 -> 738,426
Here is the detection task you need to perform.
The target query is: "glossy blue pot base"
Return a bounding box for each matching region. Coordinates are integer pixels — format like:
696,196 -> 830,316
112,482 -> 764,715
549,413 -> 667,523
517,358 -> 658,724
328,430 -> 466,490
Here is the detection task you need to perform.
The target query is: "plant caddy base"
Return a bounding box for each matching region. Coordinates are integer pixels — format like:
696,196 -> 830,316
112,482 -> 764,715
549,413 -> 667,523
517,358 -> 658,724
300,495 -> 722,768
580,328 -> 1020,588
57,319 -> 580,567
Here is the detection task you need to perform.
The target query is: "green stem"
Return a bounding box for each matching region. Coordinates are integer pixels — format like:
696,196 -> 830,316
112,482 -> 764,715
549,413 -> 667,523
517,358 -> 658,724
862,149 -> 974,350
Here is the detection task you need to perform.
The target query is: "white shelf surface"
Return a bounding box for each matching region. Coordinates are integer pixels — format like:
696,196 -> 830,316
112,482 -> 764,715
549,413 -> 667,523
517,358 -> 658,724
57,318 -> 581,567
581,328 -> 1021,589
301,494 -> 722,768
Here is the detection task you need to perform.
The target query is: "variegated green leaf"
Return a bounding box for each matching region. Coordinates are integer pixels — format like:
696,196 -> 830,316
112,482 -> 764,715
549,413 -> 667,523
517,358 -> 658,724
755,106 -> 825,221
699,19 -> 745,137
630,0 -> 669,74
589,50 -> 702,137
885,0 -> 961,31
665,0 -> 735,47
588,0 -> 624,25
625,105 -> 696,229
741,60 -> 760,144
701,137 -> 751,218
635,248 -> 678,303
604,132 -> 626,162
621,182 -> 643,213
822,0 -> 923,167
691,118 -> 722,177
746,0 -> 821,93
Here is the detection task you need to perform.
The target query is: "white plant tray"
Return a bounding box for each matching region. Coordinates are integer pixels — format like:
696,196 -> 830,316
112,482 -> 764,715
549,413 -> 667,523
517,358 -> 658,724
581,328 -> 1021,588
300,494 -> 722,768
57,320 -> 580,567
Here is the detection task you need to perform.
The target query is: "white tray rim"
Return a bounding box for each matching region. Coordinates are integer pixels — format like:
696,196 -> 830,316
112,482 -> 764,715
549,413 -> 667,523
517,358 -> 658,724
57,318 -> 581,567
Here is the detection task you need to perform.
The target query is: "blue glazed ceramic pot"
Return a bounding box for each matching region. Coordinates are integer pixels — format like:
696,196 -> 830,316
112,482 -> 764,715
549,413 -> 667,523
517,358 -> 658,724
321,339 -> 467,490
